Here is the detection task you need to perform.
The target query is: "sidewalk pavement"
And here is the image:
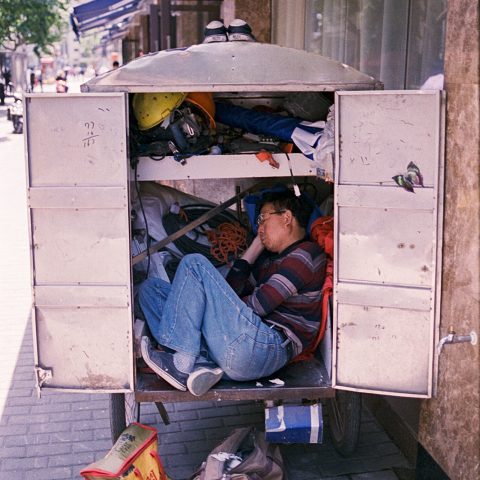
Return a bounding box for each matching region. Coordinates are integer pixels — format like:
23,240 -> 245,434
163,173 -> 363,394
0,96 -> 413,480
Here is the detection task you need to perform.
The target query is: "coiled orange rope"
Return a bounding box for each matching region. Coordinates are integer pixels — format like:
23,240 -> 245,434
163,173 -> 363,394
207,222 -> 248,264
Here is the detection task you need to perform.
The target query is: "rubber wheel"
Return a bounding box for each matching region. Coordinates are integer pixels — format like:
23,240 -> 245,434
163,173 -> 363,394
109,393 -> 140,443
327,390 -> 362,456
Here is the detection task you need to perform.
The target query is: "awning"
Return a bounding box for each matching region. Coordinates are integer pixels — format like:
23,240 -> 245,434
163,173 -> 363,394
73,0 -> 136,23
71,0 -> 141,36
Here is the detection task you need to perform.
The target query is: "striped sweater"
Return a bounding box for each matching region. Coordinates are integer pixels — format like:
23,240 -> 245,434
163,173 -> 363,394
226,239 -> 326,353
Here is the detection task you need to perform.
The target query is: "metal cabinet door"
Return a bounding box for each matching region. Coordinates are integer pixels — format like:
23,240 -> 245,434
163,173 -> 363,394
333,90 -> 445,398
25,93 -> 133,393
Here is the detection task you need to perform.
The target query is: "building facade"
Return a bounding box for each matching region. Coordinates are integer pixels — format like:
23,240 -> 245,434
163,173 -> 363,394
73,1 -> 479,478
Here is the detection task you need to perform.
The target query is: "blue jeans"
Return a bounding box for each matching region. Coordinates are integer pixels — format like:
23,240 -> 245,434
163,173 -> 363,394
137,253 -> 290,381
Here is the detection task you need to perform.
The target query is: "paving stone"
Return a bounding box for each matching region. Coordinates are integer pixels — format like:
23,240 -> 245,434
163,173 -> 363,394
156,421 -> 182,434
179,417 -> 224,431
27,422 -> 71,435
167,408 -> 199,422
197,404 -> 240,418
50,410 -> 93,423
93,427 -> 112,440
50,430 -> 94,443
4,433 -> 50,447
1,405 -> 32,416
26,443 -> 72,457
48,451 -> 96,468
0,446 -> 26,459
91,408 -> 109,419
222,412 -> 264,426
159,442 -> 187,455
25,466 -> 73,479
0,424 -> 28,435
71,439 -> 112,454
29,402 -> 71,414
0,467 -> 25,480
140,413 -> 162,425
160,429 -> 206,444
71,399 -> 108,411
8,413 -> 50,425
173,401 -> 214,411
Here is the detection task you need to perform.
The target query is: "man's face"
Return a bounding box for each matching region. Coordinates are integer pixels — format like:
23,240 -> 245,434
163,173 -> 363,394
257,202 -> 287,252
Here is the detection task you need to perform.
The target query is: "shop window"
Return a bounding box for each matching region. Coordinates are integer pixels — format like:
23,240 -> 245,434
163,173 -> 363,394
304,0 -> 446,89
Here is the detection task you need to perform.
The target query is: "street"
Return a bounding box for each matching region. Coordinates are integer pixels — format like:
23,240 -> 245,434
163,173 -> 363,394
0,93 -> 412,480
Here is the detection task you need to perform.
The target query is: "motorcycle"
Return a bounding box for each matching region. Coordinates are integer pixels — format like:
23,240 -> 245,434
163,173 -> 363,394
8,94 -> 23,134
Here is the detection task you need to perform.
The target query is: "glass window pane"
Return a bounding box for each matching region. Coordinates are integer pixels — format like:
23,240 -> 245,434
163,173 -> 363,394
305,0 -> 446,90
406,0 -> 447,88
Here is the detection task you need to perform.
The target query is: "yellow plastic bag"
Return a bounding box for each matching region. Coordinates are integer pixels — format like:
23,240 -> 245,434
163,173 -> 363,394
81,423 -> 169,480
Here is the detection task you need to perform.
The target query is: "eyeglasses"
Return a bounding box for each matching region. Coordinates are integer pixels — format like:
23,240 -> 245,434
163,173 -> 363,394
256,210 -> 286,226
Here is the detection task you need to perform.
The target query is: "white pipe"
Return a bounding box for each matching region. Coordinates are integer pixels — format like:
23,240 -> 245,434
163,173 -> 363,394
437,330 -> 478,355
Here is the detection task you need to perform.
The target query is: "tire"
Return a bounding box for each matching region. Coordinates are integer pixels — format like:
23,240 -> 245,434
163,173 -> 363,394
327,390 -> 362,456
109,392 -> 140,443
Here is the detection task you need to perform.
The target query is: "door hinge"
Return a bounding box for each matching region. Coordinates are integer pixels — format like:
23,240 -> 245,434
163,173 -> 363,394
35,366 -> 53,388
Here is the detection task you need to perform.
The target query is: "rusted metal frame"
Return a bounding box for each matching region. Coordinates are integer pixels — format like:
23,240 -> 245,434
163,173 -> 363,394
135,358 -> 334,402
136,386 -> 335,403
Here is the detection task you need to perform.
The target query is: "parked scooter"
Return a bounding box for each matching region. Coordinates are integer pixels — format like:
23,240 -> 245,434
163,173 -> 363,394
8,93 -> 23,134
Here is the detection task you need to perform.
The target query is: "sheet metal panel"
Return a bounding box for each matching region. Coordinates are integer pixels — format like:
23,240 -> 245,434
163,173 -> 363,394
25,94 -> 133,392
28,186 -> 127,209
333,91 -> 444,398
35,307 -> 132,389
35,286 -> 130,308
82,42 -> 379,93
335,304 -> 431,395
32,208 -> 129,285
26,94 -> 127,187
337,205 -> 434,287
135,153 -> 316,181
337,91 -> 440,186
336,283 -> 431,311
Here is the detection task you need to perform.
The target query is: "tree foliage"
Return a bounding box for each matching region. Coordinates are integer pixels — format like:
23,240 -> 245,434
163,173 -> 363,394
0,0 -> 68,54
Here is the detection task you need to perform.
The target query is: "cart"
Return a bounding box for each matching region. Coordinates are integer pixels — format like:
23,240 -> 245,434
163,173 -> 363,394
24,42 -> 445,457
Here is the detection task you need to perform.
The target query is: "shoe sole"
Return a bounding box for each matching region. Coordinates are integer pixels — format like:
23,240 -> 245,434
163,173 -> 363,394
187,367 -> 223,396
140,337 -> 187,391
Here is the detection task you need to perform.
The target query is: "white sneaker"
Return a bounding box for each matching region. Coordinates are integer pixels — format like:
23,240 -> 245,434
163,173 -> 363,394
203,20 -> 228,43
187,366 -> 223,396
227,19 -> 255,42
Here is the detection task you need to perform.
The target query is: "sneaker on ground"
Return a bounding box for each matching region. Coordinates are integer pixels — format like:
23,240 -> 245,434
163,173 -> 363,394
227,19 -> 256,42
203,20 -> 228,43
187,366 -> 224,396
140,336 -> 187,391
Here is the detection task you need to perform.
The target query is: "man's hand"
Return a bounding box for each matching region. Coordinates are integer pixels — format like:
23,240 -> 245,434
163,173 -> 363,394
241,235 -> 265,264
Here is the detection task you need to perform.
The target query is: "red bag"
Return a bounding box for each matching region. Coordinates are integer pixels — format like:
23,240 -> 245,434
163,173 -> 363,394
81,423 -> 169,480
291,216 -> 334,363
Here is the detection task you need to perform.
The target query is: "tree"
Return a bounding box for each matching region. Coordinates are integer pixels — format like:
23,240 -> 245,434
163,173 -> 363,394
0,0 -> 67,55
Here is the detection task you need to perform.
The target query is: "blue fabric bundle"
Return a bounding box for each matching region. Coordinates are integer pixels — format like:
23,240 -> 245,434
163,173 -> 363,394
215,102 -> 324,160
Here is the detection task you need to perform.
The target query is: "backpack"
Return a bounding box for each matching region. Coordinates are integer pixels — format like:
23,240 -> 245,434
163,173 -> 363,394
190,427 -> 287,480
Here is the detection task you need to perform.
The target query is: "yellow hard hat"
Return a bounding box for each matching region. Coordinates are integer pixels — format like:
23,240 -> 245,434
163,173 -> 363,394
132,92 -> 187,130
185,92 -> 216,129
